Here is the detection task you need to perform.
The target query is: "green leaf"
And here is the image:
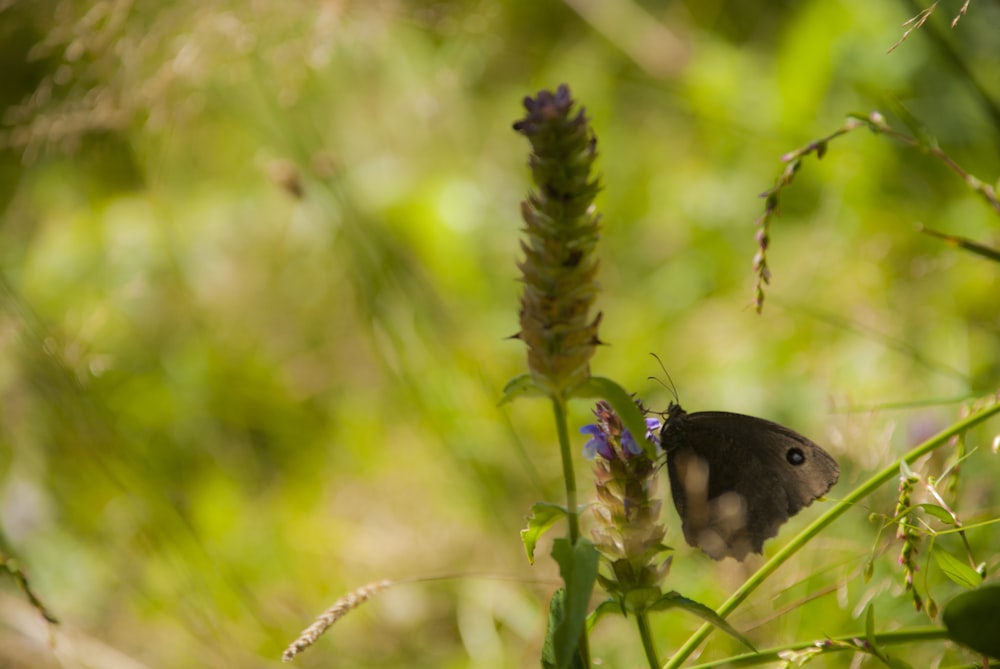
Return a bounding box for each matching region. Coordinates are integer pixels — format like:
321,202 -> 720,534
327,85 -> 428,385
550,538 -> 598,669
933,549 -> 982,589
542,588 -> 564,669
572,376 -> 655,458
498,374 -> 545,406
520,502 -> 567,565
649,591 -> 755,651
943,583 -> 1000,659
918,503 -> 955,525
587,598 -> 622,630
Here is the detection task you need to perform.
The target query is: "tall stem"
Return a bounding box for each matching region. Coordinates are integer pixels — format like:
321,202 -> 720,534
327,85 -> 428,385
552,393 -> 591,666
552,393 -> 580,544
637,612 -> 661,669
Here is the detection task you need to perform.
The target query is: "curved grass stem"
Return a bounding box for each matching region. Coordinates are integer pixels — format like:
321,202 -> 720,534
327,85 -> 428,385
683,626 -> 949,668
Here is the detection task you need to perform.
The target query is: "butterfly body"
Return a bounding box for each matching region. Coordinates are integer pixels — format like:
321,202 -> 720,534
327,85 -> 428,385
660,403 -> 839,561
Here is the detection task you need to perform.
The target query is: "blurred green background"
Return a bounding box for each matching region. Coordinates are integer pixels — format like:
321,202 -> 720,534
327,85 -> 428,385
1,1 -> 998,667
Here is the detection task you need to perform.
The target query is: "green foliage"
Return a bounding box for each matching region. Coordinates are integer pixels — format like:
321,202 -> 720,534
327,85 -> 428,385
547,539 -> 599,669
500,374 -> 547,405
542,588 -> 588,669
648,591 -> 754,652
943,582 -> 1000,660
932,549 -> 983,590
920,502 -> 958,526
0,0 -> 999,667
521,502 -> 567,565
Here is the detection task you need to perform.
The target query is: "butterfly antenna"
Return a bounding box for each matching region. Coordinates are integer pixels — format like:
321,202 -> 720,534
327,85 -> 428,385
648,353 -> 680,404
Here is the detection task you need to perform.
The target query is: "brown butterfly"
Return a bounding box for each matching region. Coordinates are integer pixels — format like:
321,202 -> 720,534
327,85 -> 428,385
660,402 -> 839,561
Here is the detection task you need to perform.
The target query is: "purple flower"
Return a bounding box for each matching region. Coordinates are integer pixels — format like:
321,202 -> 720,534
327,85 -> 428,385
617,418 -> 664,457
644,417 -> 662,448
581,424 -> 613,460
582,415 -> 663,460
621,430 -> 641,455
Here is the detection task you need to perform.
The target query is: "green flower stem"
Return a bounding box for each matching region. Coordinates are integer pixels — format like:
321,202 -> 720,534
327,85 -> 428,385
636,611 -> 661,669
664,400 -> 1000,669
682,626 -> 949,668
552,393 -> 580,544
551,393 -> 592,667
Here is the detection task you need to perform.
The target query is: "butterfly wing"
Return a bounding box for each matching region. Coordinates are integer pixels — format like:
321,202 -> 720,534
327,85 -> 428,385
663,410 -> 839,560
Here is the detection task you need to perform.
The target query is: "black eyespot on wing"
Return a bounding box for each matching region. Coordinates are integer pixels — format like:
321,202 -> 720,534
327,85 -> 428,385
786,447 -> 805,465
